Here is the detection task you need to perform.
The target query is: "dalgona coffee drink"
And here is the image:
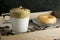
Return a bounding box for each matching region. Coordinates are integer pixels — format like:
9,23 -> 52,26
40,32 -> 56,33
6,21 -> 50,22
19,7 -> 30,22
10,6 -> 30,34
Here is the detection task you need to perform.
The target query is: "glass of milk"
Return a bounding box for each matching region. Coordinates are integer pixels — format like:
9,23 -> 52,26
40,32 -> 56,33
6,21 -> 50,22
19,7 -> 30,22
10,6 -> 30,34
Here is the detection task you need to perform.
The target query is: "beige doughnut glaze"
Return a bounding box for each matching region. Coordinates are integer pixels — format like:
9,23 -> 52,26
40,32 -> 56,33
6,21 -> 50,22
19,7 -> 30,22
37,14 -> 57,24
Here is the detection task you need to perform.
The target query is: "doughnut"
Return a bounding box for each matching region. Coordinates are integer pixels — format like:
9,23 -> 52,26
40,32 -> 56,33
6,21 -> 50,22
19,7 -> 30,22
37,14 -> 57,24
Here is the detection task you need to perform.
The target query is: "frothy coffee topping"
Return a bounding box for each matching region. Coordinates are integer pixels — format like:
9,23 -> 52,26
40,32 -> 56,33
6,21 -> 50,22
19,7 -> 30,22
10,6 -> 30,18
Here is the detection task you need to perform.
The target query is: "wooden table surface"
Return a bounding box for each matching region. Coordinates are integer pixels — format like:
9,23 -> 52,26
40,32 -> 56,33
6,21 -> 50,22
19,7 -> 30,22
1,11 -> 60,40
1,28 -> 60,40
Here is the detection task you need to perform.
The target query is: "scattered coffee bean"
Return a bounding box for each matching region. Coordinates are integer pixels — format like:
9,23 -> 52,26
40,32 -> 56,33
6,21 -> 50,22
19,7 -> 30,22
4,26 -> 9,28
6,33 -> 10,36
29,20 -> 33,22
2,32 -> 8,36
10,30 -> 13,32
56,26 -> 60,28
1,33 -> 5,36
45,26 -> 48,28
8,31 -> 15,35
53,39 -> 57,40
3,15 -> 5,17
1,29 -> 5,31
7,32 -> 12,35
0,27 -> 2,29
0,27 -> 4,29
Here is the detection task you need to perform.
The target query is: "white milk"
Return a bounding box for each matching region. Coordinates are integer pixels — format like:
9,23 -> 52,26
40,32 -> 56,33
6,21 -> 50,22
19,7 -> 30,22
11,17 -> 29,34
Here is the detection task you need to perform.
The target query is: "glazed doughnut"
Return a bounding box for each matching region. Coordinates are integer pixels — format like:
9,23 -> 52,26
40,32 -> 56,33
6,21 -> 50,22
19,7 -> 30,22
37,14 -> 57,24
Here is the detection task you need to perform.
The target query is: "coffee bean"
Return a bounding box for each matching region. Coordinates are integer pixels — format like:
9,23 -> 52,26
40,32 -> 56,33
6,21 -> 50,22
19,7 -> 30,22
3,15 -> 5,17
56,26 -> 60,28
53,39 -> 57,40
6,33 -> 10,36
2,32 -> 8,36
9,30 -> 15,35
1,29 -> 5,31
4,26 -> 9,28
45,27 -> 48,28
0,27 -> 4,29
0,27 -> 2,29
7,32 -> 11,35
1,33 -> 5,36
29,20 -> 33,22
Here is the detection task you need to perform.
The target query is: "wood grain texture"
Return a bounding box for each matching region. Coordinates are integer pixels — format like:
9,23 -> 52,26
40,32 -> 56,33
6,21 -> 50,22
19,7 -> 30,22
2,11 -> 59,40
1,28 -> 60,40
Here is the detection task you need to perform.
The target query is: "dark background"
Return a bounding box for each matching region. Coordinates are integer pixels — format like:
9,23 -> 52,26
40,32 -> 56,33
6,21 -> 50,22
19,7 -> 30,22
0,0 -> 60,15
